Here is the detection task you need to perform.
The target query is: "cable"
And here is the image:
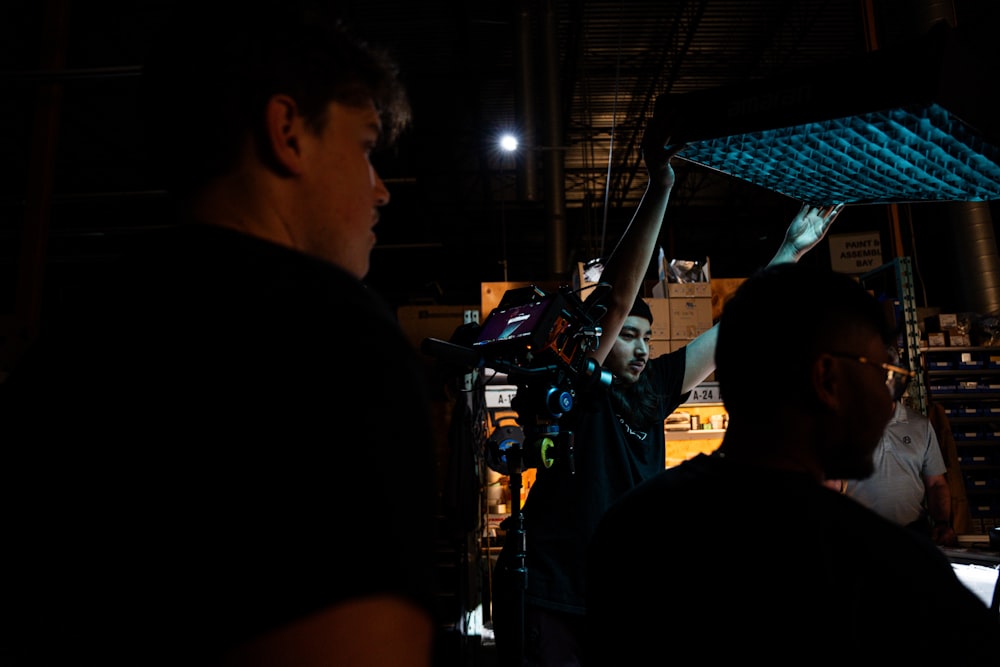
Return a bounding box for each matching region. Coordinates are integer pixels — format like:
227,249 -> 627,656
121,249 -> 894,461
599,0 -> 625,258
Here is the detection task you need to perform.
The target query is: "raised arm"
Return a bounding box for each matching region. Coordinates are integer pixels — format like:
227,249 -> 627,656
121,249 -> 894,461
679,203 -> 844,393
589,104 -> 680,367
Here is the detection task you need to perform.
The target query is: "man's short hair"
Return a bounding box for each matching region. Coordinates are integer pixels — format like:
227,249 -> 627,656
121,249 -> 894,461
629,296 -> 653,324
716,262 -> 892,416
140,0 -> 411,197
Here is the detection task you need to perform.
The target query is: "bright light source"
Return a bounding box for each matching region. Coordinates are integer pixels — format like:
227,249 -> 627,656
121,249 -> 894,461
499,134 -> 519,152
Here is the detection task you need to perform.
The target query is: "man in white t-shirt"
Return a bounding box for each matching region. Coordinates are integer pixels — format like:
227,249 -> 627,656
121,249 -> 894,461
843,399 -> 957,546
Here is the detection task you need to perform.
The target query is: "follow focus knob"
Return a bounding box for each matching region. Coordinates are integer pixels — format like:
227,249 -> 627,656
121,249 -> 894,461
546,386 -> 573,417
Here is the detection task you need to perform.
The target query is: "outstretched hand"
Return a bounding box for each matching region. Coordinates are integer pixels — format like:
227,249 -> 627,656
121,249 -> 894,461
772,202 -> 845,265
640,95 -> 684,189
641,140 -> 685,190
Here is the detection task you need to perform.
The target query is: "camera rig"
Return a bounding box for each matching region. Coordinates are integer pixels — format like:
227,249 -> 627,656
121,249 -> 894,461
422,283 -> 612,473
422,283 -> 613,667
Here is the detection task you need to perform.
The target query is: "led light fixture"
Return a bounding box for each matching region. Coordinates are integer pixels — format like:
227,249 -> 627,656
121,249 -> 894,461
657,23 -> 1000,205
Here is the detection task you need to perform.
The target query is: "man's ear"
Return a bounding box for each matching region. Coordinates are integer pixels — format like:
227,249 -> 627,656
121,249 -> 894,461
264,94 -> 305,175
811,354 -> 843,411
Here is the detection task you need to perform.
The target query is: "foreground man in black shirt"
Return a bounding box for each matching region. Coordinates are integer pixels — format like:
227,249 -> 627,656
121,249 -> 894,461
0,2 -> 439,665
587,263 -> 999,665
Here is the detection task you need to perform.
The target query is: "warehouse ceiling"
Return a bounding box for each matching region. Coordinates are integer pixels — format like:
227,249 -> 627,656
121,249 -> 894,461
2,0 -> 1000,324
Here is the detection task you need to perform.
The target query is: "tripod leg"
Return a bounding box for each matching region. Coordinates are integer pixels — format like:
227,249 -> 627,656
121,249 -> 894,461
494,435 -> 562,665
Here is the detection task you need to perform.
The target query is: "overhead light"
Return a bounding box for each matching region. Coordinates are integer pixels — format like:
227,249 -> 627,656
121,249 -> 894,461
655,22 -> 1000,205
499,133 -> 519,152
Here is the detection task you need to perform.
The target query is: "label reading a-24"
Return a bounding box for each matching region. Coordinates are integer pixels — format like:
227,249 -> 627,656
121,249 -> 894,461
685,382 -> 720,404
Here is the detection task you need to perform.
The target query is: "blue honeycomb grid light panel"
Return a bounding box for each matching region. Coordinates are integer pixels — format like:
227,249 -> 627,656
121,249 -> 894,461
675,104 -> 1000,205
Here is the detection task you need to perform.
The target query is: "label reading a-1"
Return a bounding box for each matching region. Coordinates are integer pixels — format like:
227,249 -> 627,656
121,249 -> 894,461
485,385 -> 519,408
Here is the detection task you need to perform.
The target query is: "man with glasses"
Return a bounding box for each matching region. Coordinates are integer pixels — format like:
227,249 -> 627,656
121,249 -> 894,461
827,346 -> 914,404
586,262 -> 998,664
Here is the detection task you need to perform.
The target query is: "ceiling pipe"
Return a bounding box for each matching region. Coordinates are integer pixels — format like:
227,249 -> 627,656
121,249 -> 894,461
514,2 -> 540,203
538,0 -> 569,280
513,0 -> 569,281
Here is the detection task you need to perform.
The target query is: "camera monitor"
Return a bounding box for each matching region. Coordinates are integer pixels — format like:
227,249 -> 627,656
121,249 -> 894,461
473,290 -> 562,353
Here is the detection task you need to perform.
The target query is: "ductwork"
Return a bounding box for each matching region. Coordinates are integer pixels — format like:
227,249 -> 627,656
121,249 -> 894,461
949,202 -> 1000,315
919,2 -> 1000,316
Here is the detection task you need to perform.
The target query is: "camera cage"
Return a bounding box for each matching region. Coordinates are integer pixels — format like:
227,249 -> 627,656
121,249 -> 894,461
421,282 -> 612,471
473,283 -> 611,472
473,284 -> 604,384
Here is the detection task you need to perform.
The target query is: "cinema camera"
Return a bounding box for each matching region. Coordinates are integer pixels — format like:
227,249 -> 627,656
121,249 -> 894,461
422,284 -> 612,472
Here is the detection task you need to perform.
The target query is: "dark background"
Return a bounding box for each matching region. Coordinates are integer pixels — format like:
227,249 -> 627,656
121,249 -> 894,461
4,3 -> 1000,656
3,0 -> 1000,364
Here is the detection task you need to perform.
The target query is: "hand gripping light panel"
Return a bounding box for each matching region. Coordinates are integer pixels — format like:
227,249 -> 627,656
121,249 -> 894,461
657,23 -> 1000,205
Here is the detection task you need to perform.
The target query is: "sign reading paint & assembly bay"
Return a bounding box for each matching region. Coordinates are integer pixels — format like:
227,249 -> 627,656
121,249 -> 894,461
828,231 -> 883,274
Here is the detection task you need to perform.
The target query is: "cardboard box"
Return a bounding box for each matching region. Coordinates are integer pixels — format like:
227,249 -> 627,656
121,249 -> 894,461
710,277 -> 746,321
668,297 -> 713,340
651,252 -> 711,299
642,297 -> 671,339
951,333 -> 971,347
927,332 -> 947,347
666,281 -> 711,298
576,261 -> 603,301
938,313 -> 959,329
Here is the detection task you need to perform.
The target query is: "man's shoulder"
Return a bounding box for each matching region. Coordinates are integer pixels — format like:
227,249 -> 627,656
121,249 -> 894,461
11,224 -> 405,382
605,454 -> 721,513
116,224 -> 394,318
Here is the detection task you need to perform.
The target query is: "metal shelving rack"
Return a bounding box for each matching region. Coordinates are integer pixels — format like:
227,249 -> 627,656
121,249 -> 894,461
860,257 -> 926,414
922,346 -> 1000,533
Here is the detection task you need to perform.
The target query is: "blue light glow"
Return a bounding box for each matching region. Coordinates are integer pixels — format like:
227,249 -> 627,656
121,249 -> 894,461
675,104 -> 1000,205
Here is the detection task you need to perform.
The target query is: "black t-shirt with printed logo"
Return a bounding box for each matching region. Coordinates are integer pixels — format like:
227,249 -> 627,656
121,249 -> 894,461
495,348 -> 689,615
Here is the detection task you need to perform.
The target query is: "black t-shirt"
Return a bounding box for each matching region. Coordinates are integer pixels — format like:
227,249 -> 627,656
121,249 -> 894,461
587,453 -> 1000,665
498,349 -> 689,614
0,224 -> 439,665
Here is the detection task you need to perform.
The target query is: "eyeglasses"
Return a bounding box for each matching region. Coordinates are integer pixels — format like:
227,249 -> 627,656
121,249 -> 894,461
829,349 -> 915,401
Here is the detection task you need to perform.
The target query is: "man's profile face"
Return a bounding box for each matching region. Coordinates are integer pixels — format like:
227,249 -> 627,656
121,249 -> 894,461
821,334 -> 897,480
606,315 -> 651,385
301,99 -> 390,278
